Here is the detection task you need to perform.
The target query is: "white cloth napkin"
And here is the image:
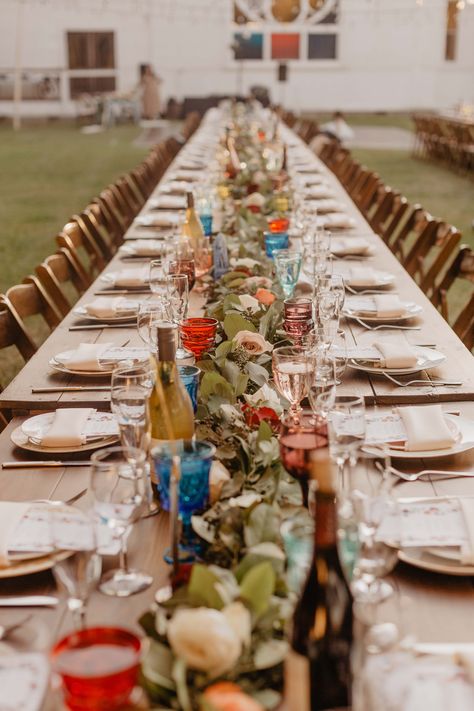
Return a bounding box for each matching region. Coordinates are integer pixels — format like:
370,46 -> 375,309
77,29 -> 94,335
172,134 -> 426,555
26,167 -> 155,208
397,404 -> 457,451
124,240 -> 164,256
39,408 -> 96,447
332,237 -> 370,256
311,199 -> 342,214
348,266 -> 378,286
373,340 -> 418,368
113,268 -> 148,287
84,297 -> 128,319
373,294 -> 406,317
460,498 -> 474,564
149,195 -> 186,210
135,212 -> 180,228
0,502 -> 30,566
321,213 -> 356,230
305,184 -> 334,200
60,342 -> 113,371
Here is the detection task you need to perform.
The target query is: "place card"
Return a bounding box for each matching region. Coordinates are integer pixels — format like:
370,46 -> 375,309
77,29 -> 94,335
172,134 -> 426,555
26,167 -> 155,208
0,654 -> 49,711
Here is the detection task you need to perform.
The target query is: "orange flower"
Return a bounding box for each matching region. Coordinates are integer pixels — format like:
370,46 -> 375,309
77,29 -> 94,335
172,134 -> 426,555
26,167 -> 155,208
254,288 -> 276,306
202,682 -> 264,711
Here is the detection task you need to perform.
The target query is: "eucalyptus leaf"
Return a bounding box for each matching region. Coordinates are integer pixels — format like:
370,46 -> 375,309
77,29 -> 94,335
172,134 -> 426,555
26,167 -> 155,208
257,420 -> 273,444
171,658 -> 192,711
239,561 -> 276,617
188,565 -> 224,610
235,542 -> 285,583
223,313 -> 256,339
245,360 -> 270,386
254,639 -> 288,669
244,503 -> 280,548
141,639 -> 176,692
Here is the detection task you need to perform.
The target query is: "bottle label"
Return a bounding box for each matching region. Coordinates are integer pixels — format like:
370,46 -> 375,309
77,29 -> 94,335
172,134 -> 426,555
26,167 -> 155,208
284,649 -> 311,711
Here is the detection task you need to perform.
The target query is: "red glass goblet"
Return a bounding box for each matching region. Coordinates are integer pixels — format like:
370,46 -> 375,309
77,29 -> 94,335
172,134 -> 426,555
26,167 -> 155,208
180,317 -> 218,359
284,297 -> 313,321
279,409 -> 328,507
169,258 -> 196,291
51,626 -> 141,711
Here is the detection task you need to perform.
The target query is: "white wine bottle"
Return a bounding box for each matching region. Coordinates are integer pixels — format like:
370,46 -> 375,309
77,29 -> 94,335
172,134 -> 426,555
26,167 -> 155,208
182,191 -> 205,254
149,321 -> 195,497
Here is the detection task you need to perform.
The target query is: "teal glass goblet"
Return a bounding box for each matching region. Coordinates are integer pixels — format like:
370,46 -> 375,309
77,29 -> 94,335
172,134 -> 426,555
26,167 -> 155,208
274,249 -> 303,298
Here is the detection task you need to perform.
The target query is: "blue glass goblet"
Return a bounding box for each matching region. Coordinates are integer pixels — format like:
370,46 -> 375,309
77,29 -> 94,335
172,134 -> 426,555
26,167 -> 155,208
264,230 -> 289,259
274,249 -> 302,297
178,365 -> 200,413
151,440 -> 215,562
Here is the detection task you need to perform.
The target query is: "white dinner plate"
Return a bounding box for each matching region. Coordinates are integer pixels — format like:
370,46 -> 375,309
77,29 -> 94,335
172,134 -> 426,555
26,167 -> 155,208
13,411 -> 118,454
348,346 -> 446,375
49,347 -> 147,377
100,272 -> 149,289
398,547 -> 474,576
374,414 -> 474,460
0,549 -> 73,579
339,270 -> 395,289
73,304 -> 138,324
342,300 -> 423,322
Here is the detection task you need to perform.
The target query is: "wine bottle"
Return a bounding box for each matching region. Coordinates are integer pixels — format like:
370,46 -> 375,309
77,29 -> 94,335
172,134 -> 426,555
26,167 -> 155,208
182,191 -> 205,254
149,321 -> 195,496
286,450 -> 353,711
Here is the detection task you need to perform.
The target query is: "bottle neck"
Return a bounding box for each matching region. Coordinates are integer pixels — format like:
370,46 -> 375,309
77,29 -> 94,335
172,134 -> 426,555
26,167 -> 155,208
186,192 -> 194,209
313,492 -> 338,550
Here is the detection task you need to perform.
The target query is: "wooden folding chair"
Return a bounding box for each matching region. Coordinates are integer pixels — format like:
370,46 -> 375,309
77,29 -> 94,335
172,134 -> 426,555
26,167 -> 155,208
415,223 -> 462,295
5,277 -> 62,336
35,249 -> 89,317
0,296 -> 37,362
397,211 -> 440,278
453,293 -> 474,350
82,202 -> 119,258
56,219 -> 107,278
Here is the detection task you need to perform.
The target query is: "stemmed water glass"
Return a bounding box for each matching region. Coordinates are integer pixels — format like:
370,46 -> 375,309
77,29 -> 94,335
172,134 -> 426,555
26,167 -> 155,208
137,299 -> 171,351
272,346 -> 312,421
330,329 -> 348,385
274,249 -> 302,298
166,273 -> 192,360
111,364 -> 153,453
90,446 -> 152,597
49,506 -> 102,630
328,395 -> 366,491
307,350 -> 337,420
149,259 -> 170,297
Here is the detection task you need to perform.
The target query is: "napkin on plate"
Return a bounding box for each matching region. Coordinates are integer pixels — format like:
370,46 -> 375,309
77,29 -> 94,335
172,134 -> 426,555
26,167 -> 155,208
0,502 -> 31,566
59,342 -> 113,371
348,266 -> 378,286
112,268 -> 148,288
305,185 -> 334,200
122,240 -> 164,257
311,199 -> 342,214
373,340 -> 419,368
135,212 -> 180,228
321,213 -> 356,230
84,297 -> 130,319
332,238 -> 371,256
149,195 -> 186,210
38,408 -> 96,448
396,404 -> 457,451
373,294 -> 406,318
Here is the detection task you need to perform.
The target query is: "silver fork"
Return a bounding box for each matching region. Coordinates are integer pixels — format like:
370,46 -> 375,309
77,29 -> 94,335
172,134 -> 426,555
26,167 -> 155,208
345,284 -> 389,295
387,465 -> 474,483
351,316 -> 421,331
382,372 -> 462,387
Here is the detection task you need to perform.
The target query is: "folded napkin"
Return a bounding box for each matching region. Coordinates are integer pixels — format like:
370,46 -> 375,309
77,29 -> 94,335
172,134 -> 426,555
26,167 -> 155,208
149,195 -> 186,210
123,240 -> 164,257
397,404 -> 457,451
321,213 -> 356,230
348,266 -> 378,286
332,238 -> 370,256
38,408 -> 96,448
60,342 -> 113,371
0,502 -> 30,566
305,185 -> 334,200
460,498 -> 474,564
311,199 -> 342,214
373,294 -> 406,318
135,212 -> 180,228
84,297 -> 130,319
112,268 -> 148,288
373,340 -> 418,368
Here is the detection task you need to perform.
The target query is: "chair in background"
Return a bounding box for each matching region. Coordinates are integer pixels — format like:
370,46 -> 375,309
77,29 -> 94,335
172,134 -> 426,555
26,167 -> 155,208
35,249 -> 89,317
414,223 -> 462,295
5,277 -> 62,336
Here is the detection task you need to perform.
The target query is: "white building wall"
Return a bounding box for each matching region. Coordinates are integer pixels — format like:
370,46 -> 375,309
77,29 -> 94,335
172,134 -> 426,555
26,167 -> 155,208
0,0 -> 472,117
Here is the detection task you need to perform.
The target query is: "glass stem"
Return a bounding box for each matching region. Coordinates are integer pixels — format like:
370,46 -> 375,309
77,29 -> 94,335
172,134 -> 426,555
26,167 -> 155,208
69,599 -> 86,630
119,530 -> 130,573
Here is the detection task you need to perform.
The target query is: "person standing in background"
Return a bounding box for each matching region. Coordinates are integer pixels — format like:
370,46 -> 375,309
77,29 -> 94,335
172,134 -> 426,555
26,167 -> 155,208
139,64 -> 162,120
320,111 -> 354,143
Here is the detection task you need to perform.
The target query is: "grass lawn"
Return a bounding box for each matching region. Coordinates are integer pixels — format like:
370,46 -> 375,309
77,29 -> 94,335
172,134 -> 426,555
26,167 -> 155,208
0,122 -> 147,293
305,112 -> 414,132
0,121 -> 147,387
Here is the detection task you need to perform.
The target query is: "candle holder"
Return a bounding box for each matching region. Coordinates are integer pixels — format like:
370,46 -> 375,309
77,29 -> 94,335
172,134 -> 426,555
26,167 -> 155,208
180,317 -> 218,359
284,297 -> 313,321
168,258 -> 196,291
264,231 -> 289,259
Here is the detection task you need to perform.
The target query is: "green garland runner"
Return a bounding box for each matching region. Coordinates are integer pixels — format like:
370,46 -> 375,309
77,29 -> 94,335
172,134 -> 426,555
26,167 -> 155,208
139,130 -> 305,711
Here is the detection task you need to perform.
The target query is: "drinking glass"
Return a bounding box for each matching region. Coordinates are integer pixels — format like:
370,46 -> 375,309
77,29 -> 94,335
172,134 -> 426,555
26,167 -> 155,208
302,247 -> 328,286
111,365 -> 153,452
178,364 -> 200,412
91,446 -> 152,597
328,396 -> 366,491
166,273 -> 192,359
274,250 -> 302,298
149,259 -> 170,297
318,289 -> 339,322
168,258 -> 196,291
264,231 -> 289,259
152,440 -> 215,561
272,346 -> 312,420
330,329 -> 348,385
137,299 -> 170,349
49,506 -> 102,630
307,351 -> 337,419
281,512 -> 314,594
180,317 -> 218,359
329,274 -> 345,313
279,409 -> 328,506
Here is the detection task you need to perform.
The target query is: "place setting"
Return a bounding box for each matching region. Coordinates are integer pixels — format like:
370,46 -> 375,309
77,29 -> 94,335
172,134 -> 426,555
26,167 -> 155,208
342,293 -> 423,327
98,266 -> 150,292
132,210 -> 182,230
48,341 -> 149,377
119,239 -> 166,259
344,336 -> 446,377
331,236 -> 374,259
335,265 -> 395,292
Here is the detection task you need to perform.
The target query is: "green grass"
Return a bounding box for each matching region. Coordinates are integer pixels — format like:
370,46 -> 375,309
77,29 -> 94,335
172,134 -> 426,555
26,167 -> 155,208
0,122 -> 147,293
304,112 -> 414,132
0,121 -> 147,387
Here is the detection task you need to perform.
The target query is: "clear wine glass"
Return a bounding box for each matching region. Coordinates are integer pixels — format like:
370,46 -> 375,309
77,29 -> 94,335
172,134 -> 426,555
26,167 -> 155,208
49,506 -> 102,630
330,329 -> 348,385
137,299 -> 171,350
318,289 -> 339,323
166,273 -> 192,359
272,346 -> 313,421
307,352 -> 337,420
90,446 -> 152,597
328,395 -> 366,491
149,259 -> 170,297
274,249 -> 303,298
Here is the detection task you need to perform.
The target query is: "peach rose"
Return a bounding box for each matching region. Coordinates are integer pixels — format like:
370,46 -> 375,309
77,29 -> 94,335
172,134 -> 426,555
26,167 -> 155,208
254,288 -> 276,306
233,330 -> 273,355
202,682 -> 264,711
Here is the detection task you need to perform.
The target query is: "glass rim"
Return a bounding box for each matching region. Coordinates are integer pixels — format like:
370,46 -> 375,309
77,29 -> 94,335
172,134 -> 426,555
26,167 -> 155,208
151,439 -> 216,459
272,345 -> 307,356
180,317 -> 218,327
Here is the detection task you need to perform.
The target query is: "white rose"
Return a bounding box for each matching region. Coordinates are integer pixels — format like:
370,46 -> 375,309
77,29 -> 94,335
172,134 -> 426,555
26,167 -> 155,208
167,607 -> 241,677
233,330 -> 273,355
222,602 -> 252,648
242,276 -> 273,290
230,257 -> 261,270
245,383 -> 280,408
209,460 -> 231,504
244,191 -> 265,208
238,294 -> 260,313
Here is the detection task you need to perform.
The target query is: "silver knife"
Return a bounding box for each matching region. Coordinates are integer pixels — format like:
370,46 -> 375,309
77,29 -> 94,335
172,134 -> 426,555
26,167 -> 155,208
94,290 -> 151,296
0,596 -> 58,607
2,461 -> 91,469
69,324 -> 131,331
32,386 -> 111,392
